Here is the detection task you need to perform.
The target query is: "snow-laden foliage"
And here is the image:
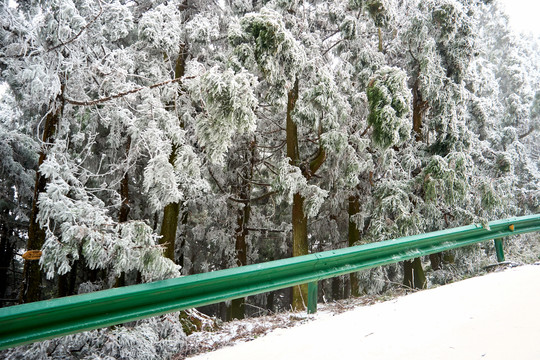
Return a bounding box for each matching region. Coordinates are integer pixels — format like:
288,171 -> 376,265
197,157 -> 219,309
0,93 -> 37,204
422,153 -> 469,205
294,66 -> 350,133
185,12 -> 220,44
37,151 -> 179,281
228,6 -> 306,97
273,158 -> 328,218
1,0 -> 539,355
187,66 -> 258,164
367,66 -> 411,149
138,3 -> 184,54
3,313 -> 186,360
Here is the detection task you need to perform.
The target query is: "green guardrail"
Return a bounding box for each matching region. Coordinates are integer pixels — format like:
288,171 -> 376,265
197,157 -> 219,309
1,214 -> 539,350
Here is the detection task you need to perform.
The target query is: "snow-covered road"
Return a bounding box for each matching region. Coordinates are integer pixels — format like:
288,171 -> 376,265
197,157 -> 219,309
189,265 -> 540,360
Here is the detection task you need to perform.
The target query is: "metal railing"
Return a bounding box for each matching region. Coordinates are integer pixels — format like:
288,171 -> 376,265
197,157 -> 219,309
1,214 -> 539,350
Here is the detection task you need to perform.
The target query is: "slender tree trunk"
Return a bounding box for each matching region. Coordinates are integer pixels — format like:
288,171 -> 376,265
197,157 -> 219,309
348,195 -> 361,297
285,78 -> 327,310
115,136 -> 132,288
160,199 -> 180,261
267,291 -> 274,313
412,79 -> 426,142
400,79 -> 427,289
178,210 -> 188,271
285,78 -> 309,310
231,139 -> 256,319
332,276 -> 343,300
20,96 -> 64,303
159,44 -> 187,264
58,258 -> 79,297
286,79 -> 300,166
231,201 -> 250,319
378,28 -> 383,53
429,253 -> 442,271
57,273 -> 68,298
403,257 -> 426,290
413,78 -> 445,274
0,220 -> 14,303
291,193 -> 308,310
118,137 -> 131,224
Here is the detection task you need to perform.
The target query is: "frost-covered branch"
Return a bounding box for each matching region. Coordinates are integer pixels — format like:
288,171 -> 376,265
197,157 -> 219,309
65,76 -> 192,106
47,0 -> 104,53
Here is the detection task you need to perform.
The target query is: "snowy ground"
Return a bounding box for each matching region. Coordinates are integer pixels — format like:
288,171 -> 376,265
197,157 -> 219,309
186,264 -> 540,360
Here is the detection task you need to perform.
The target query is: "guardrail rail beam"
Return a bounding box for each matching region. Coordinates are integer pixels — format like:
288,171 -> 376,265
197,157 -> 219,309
1,214 -> 539,350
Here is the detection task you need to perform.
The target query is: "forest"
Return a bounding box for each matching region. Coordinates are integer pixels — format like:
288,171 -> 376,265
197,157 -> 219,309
1,0 -> 539,358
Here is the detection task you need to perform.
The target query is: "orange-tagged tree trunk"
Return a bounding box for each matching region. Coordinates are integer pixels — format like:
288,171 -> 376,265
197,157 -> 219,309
20,95 -> 64,303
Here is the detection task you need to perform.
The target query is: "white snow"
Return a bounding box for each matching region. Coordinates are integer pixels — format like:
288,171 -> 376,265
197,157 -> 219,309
190,265 -> 540,360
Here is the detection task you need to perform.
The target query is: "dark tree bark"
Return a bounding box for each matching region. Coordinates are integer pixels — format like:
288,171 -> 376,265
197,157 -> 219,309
231,139 -> 257,320
291,192 -> 308,310
412,79 -> 427,143
286,78 -> 309,310
0,220 -> 15,304
20,95 -> 64,303
231,201 -> 250,319
400,79 -> 428,289
159,44 -> 188,264
348,194 -> 361,297
403,257 -> 426,290
286,78 -> 327,310
115,136 -> 132,288
57,259 -> 78,297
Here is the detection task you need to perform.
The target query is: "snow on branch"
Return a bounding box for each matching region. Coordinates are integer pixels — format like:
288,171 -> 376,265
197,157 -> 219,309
64,76 -> 193,106
46,0 -> 104,54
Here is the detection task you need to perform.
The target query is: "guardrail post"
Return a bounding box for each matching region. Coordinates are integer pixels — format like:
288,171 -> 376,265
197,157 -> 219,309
494,239 -> 505,262
307,282 -> 318,314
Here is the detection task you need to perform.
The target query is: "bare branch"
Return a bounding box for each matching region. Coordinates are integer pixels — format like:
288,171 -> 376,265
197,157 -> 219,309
360,124 -> 371,137
208,167 -> 228,194
519,126 -> 536,139
246,227 -> 286,233
322,39 -> 343,56
229,191 -> 276,204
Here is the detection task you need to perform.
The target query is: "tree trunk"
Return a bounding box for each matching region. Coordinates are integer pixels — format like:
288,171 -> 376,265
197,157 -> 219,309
0,221 -> 14,303
403,258 -> 426,290
413,79 -> 445,272
231,201 -> 250,319
158,44 -> 188,265
286,79 -> 300,165
115,136 -> 131,288
285,78 -> 309,310
402,79 -> 428,286
231,138 -> 256,319
267,291 -> 274,313
429,253 -> 442,271
291,193 -> 308,310
348,195 -> 361,297
412,79 -> 425,143
332,276 -> 343,300
160,200 -> 180,261
20,97 -> 63,303
178,209 -> 188,271
58,258 -> 79,297
378,27 -> 383,53
118,137 -> 131,224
